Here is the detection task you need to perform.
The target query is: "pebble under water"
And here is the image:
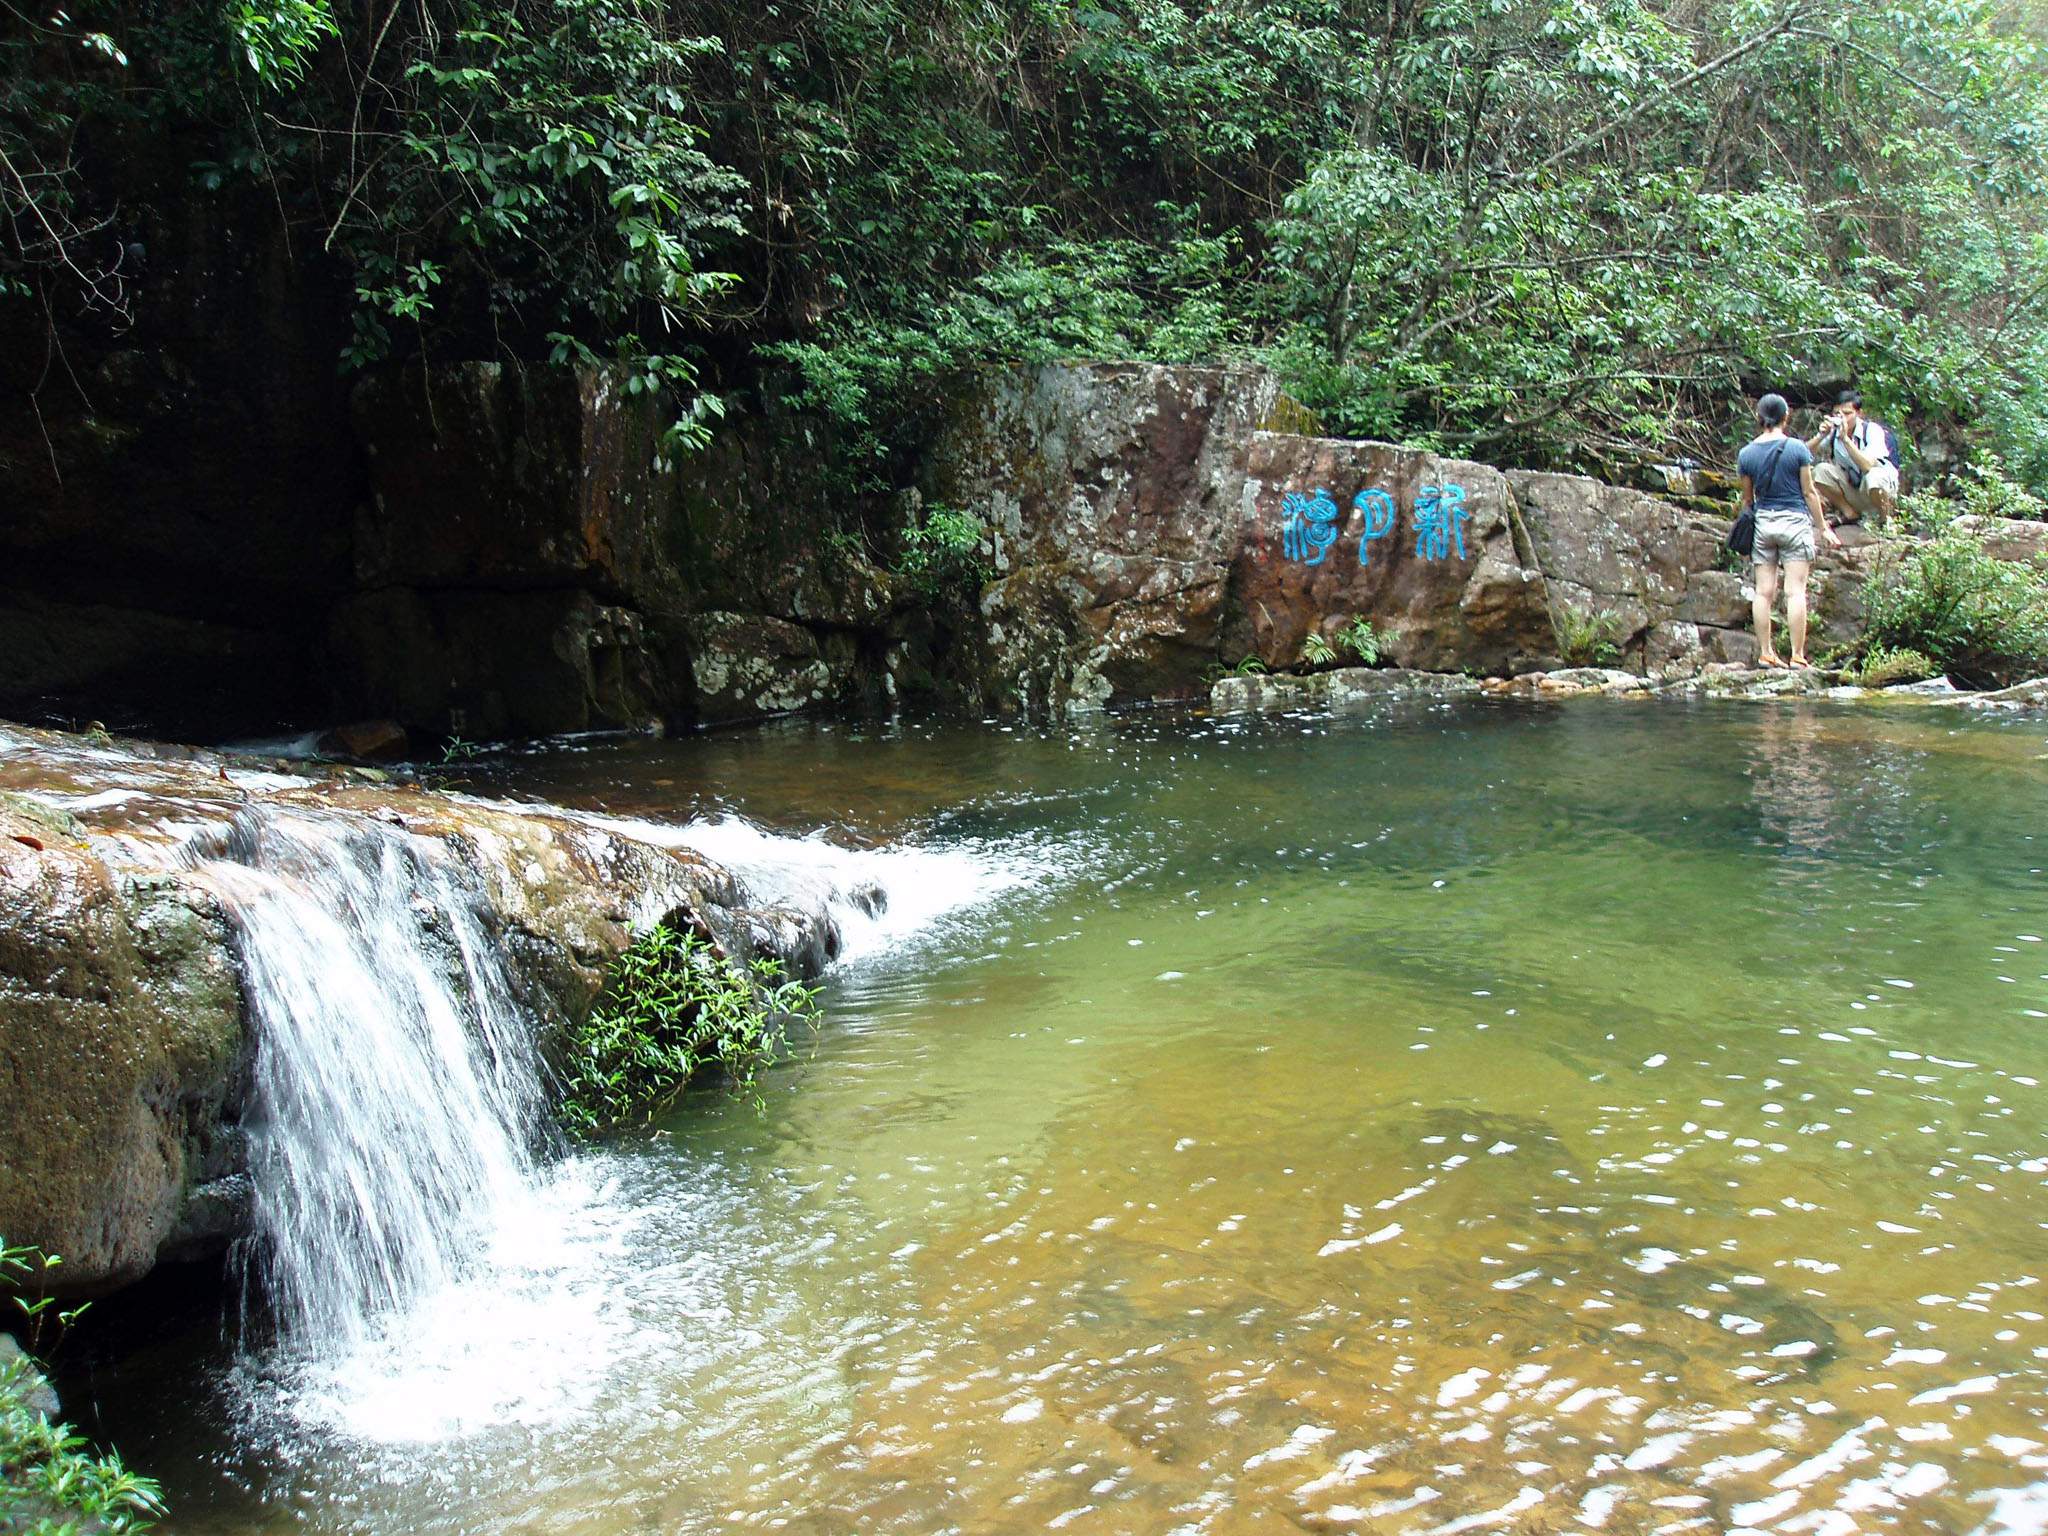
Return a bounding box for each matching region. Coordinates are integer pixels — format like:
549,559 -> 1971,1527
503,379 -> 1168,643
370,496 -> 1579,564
67,697 -> 2048,1534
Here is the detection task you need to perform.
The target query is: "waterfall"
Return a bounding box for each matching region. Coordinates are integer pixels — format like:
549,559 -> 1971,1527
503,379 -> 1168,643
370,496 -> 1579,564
196,811 -> 548,1355
182,799 -> 1047,1441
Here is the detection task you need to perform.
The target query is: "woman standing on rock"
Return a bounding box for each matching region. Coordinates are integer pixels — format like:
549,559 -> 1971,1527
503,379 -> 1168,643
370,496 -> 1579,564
1736,393 -> 1841,668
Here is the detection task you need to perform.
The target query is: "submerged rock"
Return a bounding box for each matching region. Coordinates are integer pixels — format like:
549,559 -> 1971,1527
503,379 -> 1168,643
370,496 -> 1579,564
314,718 -> 410,761
1210,667 -> 1481,714
1969,675 -> 2048,707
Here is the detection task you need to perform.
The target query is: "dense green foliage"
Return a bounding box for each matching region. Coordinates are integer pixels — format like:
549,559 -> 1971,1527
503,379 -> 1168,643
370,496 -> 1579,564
2,1241 -> 162,1535
1858,525 -> 2048,687
8,0 -> 2048,485
560,922 -> 820,1133
1,1365 -> 163,1536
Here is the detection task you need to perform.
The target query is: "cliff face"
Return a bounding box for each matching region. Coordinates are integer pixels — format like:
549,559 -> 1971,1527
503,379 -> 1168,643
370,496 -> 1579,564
334,359 -> 1884,730
3,354 -> 1887,741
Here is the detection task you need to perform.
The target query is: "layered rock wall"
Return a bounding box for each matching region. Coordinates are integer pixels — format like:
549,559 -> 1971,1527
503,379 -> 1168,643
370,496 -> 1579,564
0,355 -> 1927,738
926,364 -> 1880,700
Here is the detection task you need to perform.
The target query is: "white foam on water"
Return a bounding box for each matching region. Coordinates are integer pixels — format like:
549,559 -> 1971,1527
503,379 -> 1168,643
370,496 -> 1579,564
577,811 -> 1058,966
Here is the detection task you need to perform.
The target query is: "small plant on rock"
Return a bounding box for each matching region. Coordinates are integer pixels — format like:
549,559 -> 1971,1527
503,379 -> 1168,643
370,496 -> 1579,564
1299,631 -> 1336,667
1338,618 -> 1380,664
560,923 -> 822,1134
1552,605 -> 1624,667
1,1243 -> 87,1358
2,1240 -> 163,1533
1854,646 -> 1938,688
1232,654 -> 1269,676
895,506 -> 990,603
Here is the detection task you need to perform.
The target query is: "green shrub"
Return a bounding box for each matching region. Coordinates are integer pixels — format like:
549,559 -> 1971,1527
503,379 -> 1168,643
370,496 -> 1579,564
1553,605 -> 1624,667
1855,646 -> 1939,689
560,924 -> 821,1134
1299,631 -> 1335,667
1899,458 -> 2048,536
1860,527 -> 2048,688
895,507 -> 990,604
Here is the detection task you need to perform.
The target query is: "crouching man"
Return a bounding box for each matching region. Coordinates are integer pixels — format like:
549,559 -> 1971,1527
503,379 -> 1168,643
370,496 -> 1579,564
1807,389 -> 1898,525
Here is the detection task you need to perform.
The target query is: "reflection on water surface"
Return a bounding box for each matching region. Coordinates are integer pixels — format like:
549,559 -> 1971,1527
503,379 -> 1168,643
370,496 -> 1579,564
76,700 -> 2048,1533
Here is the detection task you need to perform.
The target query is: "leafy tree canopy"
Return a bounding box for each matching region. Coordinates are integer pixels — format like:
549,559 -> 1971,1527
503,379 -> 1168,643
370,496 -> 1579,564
6,0 -> 2048,484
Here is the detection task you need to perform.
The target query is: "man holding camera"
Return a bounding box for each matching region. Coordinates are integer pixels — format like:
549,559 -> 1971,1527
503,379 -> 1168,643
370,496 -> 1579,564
1807,389 -> 1898,525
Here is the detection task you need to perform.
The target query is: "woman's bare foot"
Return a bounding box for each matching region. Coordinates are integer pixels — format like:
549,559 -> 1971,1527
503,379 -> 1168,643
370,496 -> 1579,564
1789,656 -> 1814,669
1757,653 -> 1785,668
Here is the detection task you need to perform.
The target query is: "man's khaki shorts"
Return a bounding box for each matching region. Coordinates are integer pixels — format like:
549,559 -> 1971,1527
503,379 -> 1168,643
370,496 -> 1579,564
1753,511 -> 1816,566
1812,460 -> 1899,519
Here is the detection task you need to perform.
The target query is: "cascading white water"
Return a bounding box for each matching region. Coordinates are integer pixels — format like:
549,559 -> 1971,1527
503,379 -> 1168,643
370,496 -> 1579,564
186,799 -> 1048,1442
196,811 -> 548,1354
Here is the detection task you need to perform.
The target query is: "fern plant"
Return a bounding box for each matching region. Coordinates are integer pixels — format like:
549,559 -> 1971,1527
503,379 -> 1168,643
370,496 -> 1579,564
1338,618 -> 1380,664
1552,605 -> 1624,667
560,923 -> 821,1134
1300,632 -> 1336,666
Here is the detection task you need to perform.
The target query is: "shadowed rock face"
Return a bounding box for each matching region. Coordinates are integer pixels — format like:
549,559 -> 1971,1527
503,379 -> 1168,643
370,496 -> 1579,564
0,721 -> 844,1296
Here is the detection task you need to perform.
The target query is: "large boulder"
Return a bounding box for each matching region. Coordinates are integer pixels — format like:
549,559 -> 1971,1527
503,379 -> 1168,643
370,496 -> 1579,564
0,802 -> 243,1294
927,362 -> 1280,710
1509,470 -> 1872,673
1224,436 -> 1553,674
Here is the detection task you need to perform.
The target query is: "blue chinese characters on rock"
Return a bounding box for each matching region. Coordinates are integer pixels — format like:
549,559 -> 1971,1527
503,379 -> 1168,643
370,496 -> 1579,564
1280,488 -> 1343,565
1413,484 -> 1469,561
1355,489 -> 1396,566
1273,483 -> 1469,567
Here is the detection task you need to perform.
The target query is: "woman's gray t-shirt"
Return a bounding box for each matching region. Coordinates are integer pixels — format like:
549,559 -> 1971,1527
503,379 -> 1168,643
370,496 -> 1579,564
1738,435 -> 1814,513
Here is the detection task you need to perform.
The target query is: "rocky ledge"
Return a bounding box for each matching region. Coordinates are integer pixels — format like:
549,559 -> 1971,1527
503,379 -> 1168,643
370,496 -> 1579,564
1211,665 -> 2048,713
0,720 -> 852,1297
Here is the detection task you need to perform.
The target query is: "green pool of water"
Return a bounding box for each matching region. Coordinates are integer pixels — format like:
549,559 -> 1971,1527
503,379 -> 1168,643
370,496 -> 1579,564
73,698 -> 2048,1533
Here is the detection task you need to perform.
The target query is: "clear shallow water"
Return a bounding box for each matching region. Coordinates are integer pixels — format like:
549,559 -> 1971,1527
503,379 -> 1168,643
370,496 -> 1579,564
70,699 -> 2048,1534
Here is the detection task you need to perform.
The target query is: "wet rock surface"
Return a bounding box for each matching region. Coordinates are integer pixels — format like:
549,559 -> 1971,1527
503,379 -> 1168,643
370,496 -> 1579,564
0,720 -> 848,1295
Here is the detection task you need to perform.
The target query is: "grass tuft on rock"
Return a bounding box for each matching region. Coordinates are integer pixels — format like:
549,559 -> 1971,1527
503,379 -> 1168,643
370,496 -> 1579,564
1552,605 -> 1624,668
1854,646 -> 1938,689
